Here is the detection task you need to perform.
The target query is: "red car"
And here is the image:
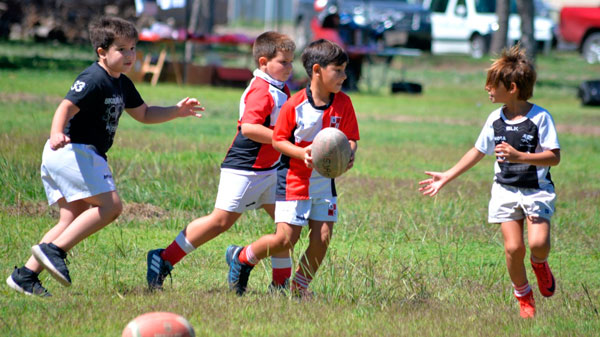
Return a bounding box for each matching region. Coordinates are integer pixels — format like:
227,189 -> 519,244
560,6 -> 600,63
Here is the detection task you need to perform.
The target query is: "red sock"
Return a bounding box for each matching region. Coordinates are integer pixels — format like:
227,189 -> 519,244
161,242 -> 186,266
271,257 -> 292,285
238,246 -> 257,266
160,231 -> 196,266
273,268 -> 292,285
291,269 -> 312,290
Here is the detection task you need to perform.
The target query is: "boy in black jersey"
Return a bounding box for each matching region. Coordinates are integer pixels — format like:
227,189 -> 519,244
6,16 -> 204,296
419,45 -> 560,318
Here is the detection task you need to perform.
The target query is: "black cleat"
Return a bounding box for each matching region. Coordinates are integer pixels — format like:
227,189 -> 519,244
6,266 -> 51,297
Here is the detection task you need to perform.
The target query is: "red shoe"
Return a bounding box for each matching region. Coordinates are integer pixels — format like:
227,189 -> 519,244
515,291 -> 536,318
531,259 -> 556,297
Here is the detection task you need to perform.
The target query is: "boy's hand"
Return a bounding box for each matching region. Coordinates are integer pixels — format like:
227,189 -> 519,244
346,150 -> 355,170
304,145 -> 313,168
418,171 -> 448,196
49,132 -> 71,150
176,97 -> 205,118
495,141 -> 519,163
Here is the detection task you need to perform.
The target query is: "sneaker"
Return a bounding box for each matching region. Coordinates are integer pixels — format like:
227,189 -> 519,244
6,266 -> 51,297
225,245 -> 254,296
146,249 -> 173,291
515,291 -> 536,318
31,243 -> 71,287
531,259 -> 556,297
268,278 -> 289,296
290,283 -> 314,300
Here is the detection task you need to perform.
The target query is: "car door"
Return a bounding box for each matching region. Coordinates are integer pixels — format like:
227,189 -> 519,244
429,0 -> 471,53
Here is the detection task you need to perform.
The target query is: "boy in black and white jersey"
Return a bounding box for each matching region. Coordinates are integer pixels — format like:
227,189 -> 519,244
6,16 -> 204,296
418,45 -> 560,318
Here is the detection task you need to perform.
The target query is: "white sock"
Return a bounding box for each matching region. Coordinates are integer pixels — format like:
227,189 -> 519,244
513,282 -> 532,297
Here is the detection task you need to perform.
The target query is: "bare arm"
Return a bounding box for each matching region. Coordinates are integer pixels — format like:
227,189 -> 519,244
126,97 -> 204,124
419,147 -> 485,196
495,142 -> 560,166
273,138 -> 310,165
241,123 -> 273,144
347,140 -> 358,169
49,99 -> 80,150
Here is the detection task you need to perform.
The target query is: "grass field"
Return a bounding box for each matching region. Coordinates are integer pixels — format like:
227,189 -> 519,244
1,41 -> 599,336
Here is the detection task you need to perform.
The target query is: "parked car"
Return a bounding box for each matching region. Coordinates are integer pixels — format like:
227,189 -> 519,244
560,6 -> 600,64
423,0 -> 555,58
295,0 -> 432,51
336,0 -> 432,51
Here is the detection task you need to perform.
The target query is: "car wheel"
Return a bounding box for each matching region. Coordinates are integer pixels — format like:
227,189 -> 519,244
470,35 -> 488,59
582,32 -> 600,64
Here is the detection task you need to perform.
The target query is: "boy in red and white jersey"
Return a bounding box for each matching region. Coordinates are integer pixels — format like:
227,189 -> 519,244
226,39 -> 360,297
146,31 -> 295,291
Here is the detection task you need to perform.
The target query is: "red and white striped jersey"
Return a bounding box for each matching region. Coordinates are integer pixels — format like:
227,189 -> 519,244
221,70 -> 291,171
274,87 -> 360,200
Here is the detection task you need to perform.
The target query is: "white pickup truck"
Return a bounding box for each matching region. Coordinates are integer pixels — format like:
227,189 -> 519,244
423,0 -> 555,58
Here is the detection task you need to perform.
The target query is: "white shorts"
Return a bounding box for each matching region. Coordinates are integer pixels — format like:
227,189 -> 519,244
40,140 -> 116,205
214,168 -> 276,213
488,182 -> 556,223
274,197 -> 338,226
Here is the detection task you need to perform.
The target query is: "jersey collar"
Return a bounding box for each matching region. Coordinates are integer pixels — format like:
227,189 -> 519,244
253,69 -> 285,89
305,84 -> 334,110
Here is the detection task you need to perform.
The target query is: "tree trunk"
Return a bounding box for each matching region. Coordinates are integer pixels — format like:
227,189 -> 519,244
516,0 -> 536,60
490,0 -> 509,55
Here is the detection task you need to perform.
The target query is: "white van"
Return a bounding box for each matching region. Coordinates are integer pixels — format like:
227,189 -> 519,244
423,0 -> 555,58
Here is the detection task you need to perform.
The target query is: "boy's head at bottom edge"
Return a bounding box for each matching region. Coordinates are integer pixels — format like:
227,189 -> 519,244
302,39 -> 349,94
253,31 -> 296,83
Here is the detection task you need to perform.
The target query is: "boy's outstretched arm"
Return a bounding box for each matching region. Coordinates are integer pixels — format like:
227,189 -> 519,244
419,147 -> 485,196
49,99 -> 80,150
495,142 -> 560,166
126,97 -> 204,124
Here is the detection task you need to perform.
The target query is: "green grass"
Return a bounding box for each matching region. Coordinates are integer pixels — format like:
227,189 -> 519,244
1,42 -> 599,336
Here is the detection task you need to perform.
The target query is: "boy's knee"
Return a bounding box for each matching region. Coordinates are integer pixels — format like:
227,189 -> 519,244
529,238 -> 550,252
504,243 -> 526,258
108,199 -> 123,220
212,214 -> 235,232
274,234 -> 296,250
314,225 -> 333,245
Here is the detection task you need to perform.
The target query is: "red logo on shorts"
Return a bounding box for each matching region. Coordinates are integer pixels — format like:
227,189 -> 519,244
328,203 -> 337,216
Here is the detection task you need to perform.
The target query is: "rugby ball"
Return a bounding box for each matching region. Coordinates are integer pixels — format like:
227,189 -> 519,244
122,312 -> 195,337
311,127 -> 351,179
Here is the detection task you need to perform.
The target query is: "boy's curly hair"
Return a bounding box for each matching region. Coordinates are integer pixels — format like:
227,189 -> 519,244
252,31 -> 296,65
89,16 -> 138,56
302,39 -> 348,79
486,44 -> 537,100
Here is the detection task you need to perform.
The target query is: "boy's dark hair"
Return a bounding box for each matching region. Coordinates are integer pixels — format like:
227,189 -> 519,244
89,16 -> 138,56
486,44 -> 536,100
301,39 -> 348,79
252,31 -> 296,65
